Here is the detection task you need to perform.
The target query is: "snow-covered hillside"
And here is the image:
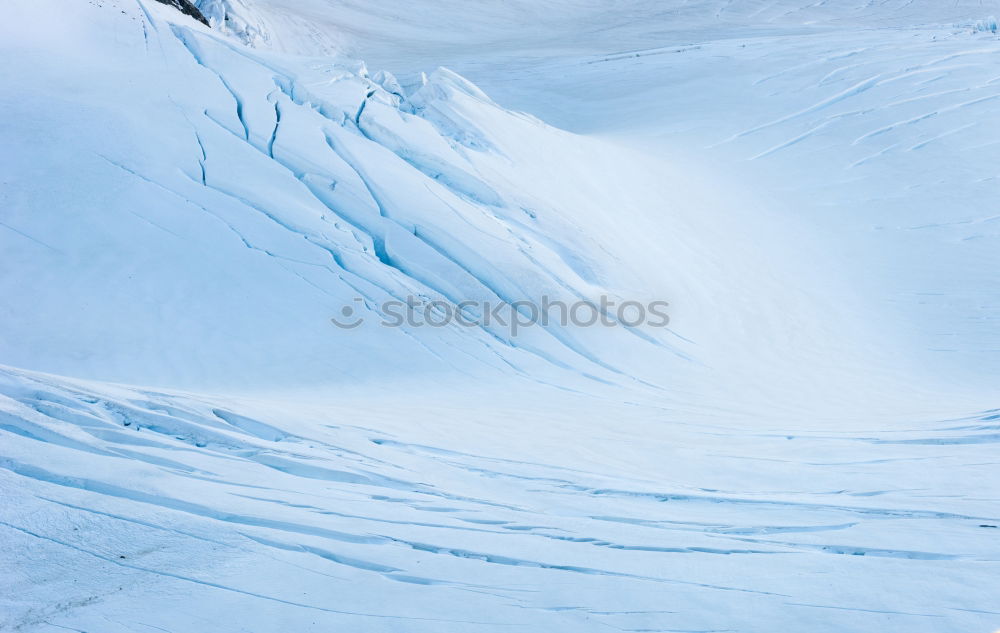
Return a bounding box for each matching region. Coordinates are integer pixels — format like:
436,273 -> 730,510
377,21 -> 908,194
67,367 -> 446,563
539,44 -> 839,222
1,1 -> 998,631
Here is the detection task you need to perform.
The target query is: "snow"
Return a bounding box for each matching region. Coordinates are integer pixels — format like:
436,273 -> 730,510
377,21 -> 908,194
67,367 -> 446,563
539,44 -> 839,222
1,0 -> 999,631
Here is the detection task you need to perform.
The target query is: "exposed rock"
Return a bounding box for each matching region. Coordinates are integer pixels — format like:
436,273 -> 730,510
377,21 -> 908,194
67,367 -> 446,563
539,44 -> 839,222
152,0 -> 209,26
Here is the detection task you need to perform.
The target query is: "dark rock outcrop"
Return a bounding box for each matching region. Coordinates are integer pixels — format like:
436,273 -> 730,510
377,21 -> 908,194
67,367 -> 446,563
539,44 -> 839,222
152,0 -> 210,26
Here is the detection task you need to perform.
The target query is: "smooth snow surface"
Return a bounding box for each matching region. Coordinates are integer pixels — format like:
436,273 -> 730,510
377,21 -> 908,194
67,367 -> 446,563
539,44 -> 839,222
1,0 -> 998,631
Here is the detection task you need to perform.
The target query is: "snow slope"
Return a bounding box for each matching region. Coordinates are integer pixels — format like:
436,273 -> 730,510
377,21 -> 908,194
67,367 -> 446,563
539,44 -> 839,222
1,0 -> 998,631
4,363 -> 1000,633
223,0 -> 1000,397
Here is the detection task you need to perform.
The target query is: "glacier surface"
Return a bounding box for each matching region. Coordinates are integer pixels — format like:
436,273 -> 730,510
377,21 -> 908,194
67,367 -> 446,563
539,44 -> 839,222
1,1 -> 998,631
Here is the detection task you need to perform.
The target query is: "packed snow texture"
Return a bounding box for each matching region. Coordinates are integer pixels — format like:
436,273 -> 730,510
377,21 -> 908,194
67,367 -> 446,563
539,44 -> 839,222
1,0 -> 998,631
